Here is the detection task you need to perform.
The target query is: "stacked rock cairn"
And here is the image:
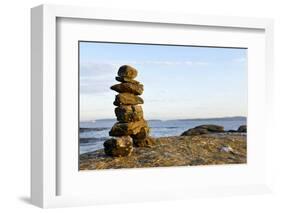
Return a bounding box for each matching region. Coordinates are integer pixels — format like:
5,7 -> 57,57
103,65 -> 155,157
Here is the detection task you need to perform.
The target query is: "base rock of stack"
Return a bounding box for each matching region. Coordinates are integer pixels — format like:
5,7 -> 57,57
115,105 -> 143,122
113,93 -> 144,106
103,136 -> 133,157
111,82 -> 144,95
109,120 -> 148,137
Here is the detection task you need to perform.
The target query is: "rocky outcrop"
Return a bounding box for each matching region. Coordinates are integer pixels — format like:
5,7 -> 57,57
81,133 -> 247,170
227,125 -> 247,133
181,124 -> 224,136
237,125 -> 247,132
103,65 -> 155,157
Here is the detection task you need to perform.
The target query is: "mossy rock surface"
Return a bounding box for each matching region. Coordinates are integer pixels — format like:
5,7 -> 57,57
79,133 -> 247,170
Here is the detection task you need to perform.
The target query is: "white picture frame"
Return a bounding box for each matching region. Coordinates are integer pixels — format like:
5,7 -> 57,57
31,4 -> 274,208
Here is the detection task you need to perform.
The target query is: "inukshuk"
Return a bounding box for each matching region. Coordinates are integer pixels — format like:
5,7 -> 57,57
103,65 -> 155,157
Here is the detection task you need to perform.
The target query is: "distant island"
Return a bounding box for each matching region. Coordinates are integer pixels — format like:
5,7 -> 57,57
82,116 -> 247,123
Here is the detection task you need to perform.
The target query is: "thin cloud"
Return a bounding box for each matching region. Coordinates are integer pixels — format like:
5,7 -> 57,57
80,62 -> 116,94
81,60 -> 209,67
232,57 -> 246,63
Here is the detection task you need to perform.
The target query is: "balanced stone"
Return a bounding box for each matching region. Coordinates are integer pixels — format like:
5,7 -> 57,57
131,125 -> 156,147
104,65 -> 155,157
115,105 -> 143,122
113,93 -> 144,106
131,125 -> 150,139
103,136 -> 133,157
111,82 -> 144,95
118,65 -> 138,79
115,76 -> 140,84
109,120 -> 148,137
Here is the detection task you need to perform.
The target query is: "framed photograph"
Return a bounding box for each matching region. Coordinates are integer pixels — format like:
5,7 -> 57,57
31,4 -> 274,208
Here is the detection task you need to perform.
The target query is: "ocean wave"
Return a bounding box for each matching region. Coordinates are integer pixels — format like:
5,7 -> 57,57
150,126 -> 178,129
79,127 -> 109,132
80,137 -> 109,144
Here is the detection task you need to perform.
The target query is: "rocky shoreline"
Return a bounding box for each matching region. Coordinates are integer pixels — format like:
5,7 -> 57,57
79,132 -> 247,170
79,65 -> 247,170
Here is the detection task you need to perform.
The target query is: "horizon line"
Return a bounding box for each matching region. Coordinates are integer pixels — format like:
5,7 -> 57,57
80,115 -> 247,122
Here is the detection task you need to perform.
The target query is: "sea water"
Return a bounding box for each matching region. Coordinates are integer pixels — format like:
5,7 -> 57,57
79,117 -> 246,154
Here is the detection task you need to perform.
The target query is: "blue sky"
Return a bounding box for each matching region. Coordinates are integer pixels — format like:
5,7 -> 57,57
79,42 -> 247,121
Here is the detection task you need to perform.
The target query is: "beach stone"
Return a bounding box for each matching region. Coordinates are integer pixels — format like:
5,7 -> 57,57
181,124 -> 224,136
219,145 -> 234,153
113,93 -> 144,106
118,65 -> 138,79
115,76 -> 140,84
115,105 -> 143,122
103,136 -> 133,157
131,126 -> 154,147
111,82 -> 144,95
109,120 -> 148,137
237,125 -> 247,132
133,137 -> 156,147
131,125 -> 150,139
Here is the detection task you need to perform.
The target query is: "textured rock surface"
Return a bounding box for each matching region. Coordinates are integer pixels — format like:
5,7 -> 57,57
115,105 -> 143,122
115,76 -> 140,84
133,137 -> 156,147
113,93 -> 144,106
131,125 -> 150,139
111,82 -> 144,95
109,120 -> 148,137
80,133 -> 247,170
117,65 -> 138,79
104,65 -> 153,156
103,136 -> 133,157
237,125 -> 247,132
181,124 -> 224,136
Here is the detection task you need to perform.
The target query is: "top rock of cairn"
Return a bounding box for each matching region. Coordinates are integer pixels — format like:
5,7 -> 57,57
117,65 -> 138,79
